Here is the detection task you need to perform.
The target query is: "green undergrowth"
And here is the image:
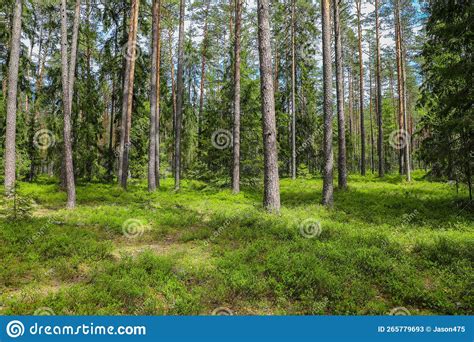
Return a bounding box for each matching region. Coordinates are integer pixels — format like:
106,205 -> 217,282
0,171 -> 472,315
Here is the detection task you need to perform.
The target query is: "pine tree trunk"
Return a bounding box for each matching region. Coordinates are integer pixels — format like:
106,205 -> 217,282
388,63 -> 399,168
396,2 -> 403,175
334,0 -> 347,189
257,0 -> 280,213
375,0 -> 384,177
369,65 -> 375,173
37,27 -> 51,95
356,0 -> 366,176
28,26 -> 43,182
108,75 -> 116,180
232,0 -> 242,194
395,0 -> 408,179
273,48 -> 279,95
119,0 -> 140,189
4,0 -> 22,195
174,0 -> 185,190
348,67 -> 354,172
168,29 -> 177,129
399,18 -> 411,181
118,8 -> 132,184
148,0 -> 161,191
290,0 -> 296,179
68,0 -> 81,114
321,0 -> 334,206
228,0 -> 234,76
154,5 -> 162,188
198,0 -> 210,151
60,0 -> 77,208
61,0 -> 81,189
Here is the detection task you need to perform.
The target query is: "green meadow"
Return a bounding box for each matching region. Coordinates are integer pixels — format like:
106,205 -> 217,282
1,172 -> 472,315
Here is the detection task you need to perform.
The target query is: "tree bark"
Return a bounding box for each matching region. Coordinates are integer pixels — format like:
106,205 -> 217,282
198,0 -> 210,151
148,0 -> 161,191
174,0 -> 185,190
369,63 -> 375,173
168,29 -> 177,128
36,24 -> 51,106
334,0 -> 347,189
28,29 -> 39,182
273,48 -> 279,95
60,0 -> 77,208
228,0 -> 234,78
348,66 -> 355,171
356,0 -> 366,176
375,0 -> 384,177
290,0 -> 296,179
154,5 -> 162,188
232,0 -> 242,194
119,0 -> 140,189
399,18 -> 411,181
59,0 -> 80,190
395,0 -> 410,180
68,0 -> 81,114
4,0 -> 22,195
257,0 -> 280,213
108,74 -> 116,180
321,0 -> 334,206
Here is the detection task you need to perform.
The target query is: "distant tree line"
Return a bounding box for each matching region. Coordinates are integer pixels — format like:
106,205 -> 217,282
1,0 -> 471,210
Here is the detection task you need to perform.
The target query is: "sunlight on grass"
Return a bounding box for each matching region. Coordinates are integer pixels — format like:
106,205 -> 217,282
0,173 -> 472,315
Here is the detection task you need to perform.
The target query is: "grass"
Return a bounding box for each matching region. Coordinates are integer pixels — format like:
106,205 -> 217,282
0,171 -> 472,315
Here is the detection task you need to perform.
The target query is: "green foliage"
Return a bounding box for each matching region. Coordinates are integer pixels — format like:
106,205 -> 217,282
419,0 -> 473,194
0,175 -> 472,315
0,184 -> 34,220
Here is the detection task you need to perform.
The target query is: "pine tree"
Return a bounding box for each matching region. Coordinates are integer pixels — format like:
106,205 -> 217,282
355,0 -> 366,176
321,0 -> 334,206
257,0 -> 280,213
334,0 -> 347,189
232,0 -> 242,194
4,0 -> 22,196
174,0 -> 185,190
148,0 -> 162,192
375,0 -> 384,177
119,0 -> 140,189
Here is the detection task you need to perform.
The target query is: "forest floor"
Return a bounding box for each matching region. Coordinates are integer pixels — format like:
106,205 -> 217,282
0,171 -> 473,315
